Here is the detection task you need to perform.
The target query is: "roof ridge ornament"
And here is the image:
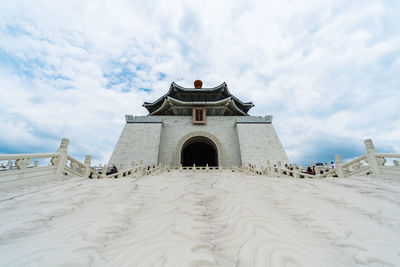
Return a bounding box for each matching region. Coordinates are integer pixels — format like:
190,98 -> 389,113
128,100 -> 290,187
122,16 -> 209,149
194,80 -> 203,89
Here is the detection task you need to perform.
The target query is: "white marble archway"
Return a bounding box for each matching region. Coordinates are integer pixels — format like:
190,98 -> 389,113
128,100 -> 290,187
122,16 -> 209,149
174,131 -> 225,167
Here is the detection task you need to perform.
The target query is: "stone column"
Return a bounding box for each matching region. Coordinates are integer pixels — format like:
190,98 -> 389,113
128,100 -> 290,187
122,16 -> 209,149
55,138 -> 69,178
335,154 -> 344,178
84,155 -> 92,178
364,139 -> 382,176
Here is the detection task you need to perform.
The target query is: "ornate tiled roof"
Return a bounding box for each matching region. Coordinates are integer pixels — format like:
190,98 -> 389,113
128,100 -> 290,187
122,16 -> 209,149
143,82 -> 254,116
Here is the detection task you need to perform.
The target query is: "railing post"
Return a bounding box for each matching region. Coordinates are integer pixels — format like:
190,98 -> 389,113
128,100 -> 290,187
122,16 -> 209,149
101,165 -> 107,178
142,165 -> 147,176
335,154 -> 344,178
139,160 -> 144,176
265,160 -> 271,176
315,166 -> 321,178
84,155 -> 92,178
130,161 -> 136,178
55,138 -> 69,178
277,161 -> 282,177
293,163 -> 299,178
364,139 -> 382,176
193,163 -> 196,172
206,163 -> 209,172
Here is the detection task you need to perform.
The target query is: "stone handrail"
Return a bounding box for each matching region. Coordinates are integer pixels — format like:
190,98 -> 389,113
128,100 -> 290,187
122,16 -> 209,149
0,138 -> 170,181
0,139 -> 93,180
99,163 -> 168,179
64,155 -> 88,177
2,138 -> 399,181
0,152 -> 61,176
341,155 -> 367,168
375,153 -> 400,158
259,139 -> 399,179
179,164 -> 222,172
318,168 -> 337,178
0,153 -> 60,169
0,152 -> 61,161
0,151 -> 62,182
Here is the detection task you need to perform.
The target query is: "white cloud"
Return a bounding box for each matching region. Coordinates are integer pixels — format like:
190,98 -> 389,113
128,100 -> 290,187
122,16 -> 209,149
0,0 -> 399,165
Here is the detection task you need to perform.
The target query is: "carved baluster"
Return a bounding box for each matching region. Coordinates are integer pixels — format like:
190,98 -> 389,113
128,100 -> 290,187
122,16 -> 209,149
364,139 -> 382,176
315,166 -> 321,178
84,155 -> 92,178
15,158 -> 31,170
101,165 -> 107,178
277,161 -> 282,177
335,154 -> 344,178
6,160 -> 13,169
55,138 -> 69,177
293,163 -> 299,178
265,160 -> 270,176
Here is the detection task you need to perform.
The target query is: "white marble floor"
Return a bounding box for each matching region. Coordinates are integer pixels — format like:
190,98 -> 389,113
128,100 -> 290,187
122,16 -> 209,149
1,171 -> 400,266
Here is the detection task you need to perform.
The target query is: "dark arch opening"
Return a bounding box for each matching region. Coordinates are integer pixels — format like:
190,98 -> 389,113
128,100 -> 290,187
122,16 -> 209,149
181,137 -> 218,167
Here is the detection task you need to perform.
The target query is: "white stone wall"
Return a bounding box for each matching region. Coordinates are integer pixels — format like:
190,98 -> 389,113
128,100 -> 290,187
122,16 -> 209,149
108,123 -> 162,168
236,123 -> 289,168
108,115 -> 289,169
158,116 -> 242,167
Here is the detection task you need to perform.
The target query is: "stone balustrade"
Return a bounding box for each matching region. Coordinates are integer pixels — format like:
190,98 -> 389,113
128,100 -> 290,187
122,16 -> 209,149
0,152 -> 61,170
178,164 -> 222,172
1,138 -> 399,183
0,152 -> 62,184
236,139 -> 400,179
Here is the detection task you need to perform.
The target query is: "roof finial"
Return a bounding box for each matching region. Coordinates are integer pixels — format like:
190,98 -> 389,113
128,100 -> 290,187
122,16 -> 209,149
194,80 -> 203,89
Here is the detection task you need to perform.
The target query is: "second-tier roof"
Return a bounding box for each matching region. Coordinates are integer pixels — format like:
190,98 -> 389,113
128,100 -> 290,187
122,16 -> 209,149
143,82 -> 254,116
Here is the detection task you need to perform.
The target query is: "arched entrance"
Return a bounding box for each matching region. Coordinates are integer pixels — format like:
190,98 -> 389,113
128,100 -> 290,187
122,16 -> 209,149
181,137 -> 218,167
174,131 -> 224,167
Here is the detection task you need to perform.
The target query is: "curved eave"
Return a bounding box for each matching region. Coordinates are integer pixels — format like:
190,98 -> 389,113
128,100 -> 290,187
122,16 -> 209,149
227,99 -> 248,116
143,82 -> 254,113
142,83 -> 177,112
149,96 -> 248,116
143,82 -> 228,113
148,97 -> 172,115
231,97 -> 254,113
171,82 -> 227,92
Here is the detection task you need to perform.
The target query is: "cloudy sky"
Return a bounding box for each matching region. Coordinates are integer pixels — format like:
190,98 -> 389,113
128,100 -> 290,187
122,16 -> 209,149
0,0 -> 399,165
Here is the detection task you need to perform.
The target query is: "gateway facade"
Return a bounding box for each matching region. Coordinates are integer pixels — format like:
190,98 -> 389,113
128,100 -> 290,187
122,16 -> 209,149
108,81 -> 289,168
